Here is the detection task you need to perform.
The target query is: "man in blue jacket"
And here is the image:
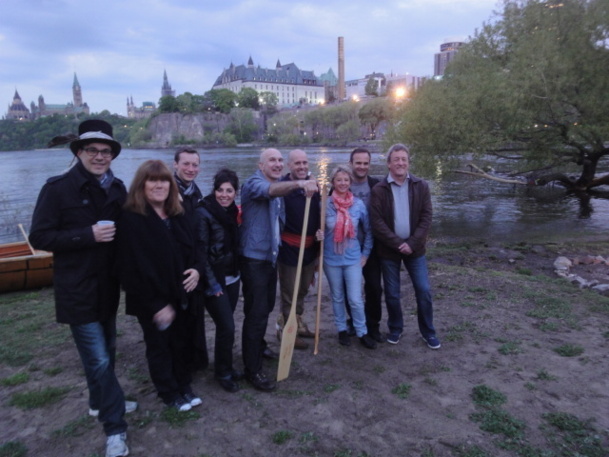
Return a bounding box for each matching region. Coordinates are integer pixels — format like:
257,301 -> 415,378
30,120 -> 134,457
240,148 -> 318,391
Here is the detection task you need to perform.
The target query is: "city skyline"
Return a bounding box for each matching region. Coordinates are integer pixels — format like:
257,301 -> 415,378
1,0 -> 500,116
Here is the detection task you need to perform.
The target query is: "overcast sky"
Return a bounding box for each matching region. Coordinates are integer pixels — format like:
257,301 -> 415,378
1,0 -> 500,117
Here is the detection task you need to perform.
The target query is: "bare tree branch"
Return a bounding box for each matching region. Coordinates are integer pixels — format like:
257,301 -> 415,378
453,163 -> 527,185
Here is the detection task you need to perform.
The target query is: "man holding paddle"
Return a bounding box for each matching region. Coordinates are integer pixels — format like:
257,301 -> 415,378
275,149 -> 321,351
240,149 -> 318,392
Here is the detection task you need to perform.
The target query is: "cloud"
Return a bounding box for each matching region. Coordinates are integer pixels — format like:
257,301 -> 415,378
1,0 -> 499,115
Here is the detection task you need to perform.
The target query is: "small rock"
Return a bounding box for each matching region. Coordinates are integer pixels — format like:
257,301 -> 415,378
531,245 -> 546,255
553,256 -> 572,271
568,275 -> 590,288
580,255 -> 597,265
592,283 -> 609,292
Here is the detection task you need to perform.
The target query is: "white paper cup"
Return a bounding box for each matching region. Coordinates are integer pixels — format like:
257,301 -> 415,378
97,220 -> 115,226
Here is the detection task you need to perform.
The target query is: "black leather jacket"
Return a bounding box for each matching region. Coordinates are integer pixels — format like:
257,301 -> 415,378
195,196 -> 239,296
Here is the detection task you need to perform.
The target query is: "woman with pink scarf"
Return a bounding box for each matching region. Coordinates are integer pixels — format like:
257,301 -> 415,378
321,165 -> 377,349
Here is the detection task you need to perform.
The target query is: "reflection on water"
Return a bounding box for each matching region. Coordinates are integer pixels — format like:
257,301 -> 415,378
1,147 -> 607,244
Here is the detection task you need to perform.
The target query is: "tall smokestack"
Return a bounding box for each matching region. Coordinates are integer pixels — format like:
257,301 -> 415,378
338,37 -> 345,101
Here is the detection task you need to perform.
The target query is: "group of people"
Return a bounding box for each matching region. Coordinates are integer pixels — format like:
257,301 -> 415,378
28,119 -> 440,457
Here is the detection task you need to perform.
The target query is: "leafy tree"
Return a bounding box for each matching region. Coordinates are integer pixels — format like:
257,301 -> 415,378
206,89 -> 237,114
302,101 -> 359,142
175,92 -> 195,113
190,94 -> 208,113
336,119 -> 361,142
259,91 -> 279,115
225,108 -> 258,143
237,87 -> 260,110
359,97 -> 394,137
129,119 -> 152,146
393,0 -> 609,192
267,112 -> 301,143
365,77 -> 379,96
158,95 -> 179,113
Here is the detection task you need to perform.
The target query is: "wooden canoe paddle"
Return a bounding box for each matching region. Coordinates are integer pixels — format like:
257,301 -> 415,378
313,184 -> 328,355
18,224 -> 36,255
277,196 -> 311,382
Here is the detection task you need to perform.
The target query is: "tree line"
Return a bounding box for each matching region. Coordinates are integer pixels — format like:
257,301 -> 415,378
0,94 -> 396,150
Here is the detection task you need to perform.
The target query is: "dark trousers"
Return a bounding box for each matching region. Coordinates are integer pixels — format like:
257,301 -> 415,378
187,292 -> 209,372
137,306 -> 193,403
205,280 -> 239,378
363,251 -> 383,333
240,257 -> 277,376
70,318 -> 127,437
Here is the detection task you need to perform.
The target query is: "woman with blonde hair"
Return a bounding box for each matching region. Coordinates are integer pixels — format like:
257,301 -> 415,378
320,165 -> 377,349
117,160 -> 204,412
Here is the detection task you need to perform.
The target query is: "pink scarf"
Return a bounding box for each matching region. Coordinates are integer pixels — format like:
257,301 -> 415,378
332,192 -> 355,254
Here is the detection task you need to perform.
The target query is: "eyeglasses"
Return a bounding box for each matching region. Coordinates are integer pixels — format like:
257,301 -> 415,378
83,147 -> 113,158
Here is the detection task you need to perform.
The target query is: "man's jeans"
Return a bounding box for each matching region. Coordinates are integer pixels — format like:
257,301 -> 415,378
240,257 -> 277,376
324,262 -> 367,337
380,255 -> 436,338
70,318 -> 127,436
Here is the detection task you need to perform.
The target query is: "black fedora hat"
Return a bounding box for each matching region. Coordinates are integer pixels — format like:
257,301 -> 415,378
70,119 -> 122,158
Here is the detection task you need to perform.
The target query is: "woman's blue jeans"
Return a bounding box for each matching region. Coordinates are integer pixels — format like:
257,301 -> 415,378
323,262 -> 367,337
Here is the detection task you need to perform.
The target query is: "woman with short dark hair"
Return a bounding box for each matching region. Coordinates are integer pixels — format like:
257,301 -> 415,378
196,168 -> 243,392
117,160 -> 203,411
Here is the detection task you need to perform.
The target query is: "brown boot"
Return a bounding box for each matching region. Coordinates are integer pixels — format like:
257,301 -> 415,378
277,315 -> 308,349
294,336 -> 309,350
297,315 -> 315,338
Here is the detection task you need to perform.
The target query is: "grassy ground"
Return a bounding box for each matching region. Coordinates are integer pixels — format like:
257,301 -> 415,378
1,237 -> 608,457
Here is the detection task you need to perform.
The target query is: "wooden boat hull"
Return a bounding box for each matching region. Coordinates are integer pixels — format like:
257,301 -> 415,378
0,242 -> 53,293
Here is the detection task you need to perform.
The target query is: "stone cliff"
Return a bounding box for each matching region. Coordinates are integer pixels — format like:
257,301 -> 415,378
147,112 -> 232,147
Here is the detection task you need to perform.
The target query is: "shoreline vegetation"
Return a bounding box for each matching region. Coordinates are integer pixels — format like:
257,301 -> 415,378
1,234 -> 608,457
0,104 -> 388,153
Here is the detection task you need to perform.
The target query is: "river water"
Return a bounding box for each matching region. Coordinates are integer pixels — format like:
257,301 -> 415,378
1,147 -> 608,245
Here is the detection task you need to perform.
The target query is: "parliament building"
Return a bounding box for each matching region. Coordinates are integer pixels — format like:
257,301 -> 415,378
5,73 -> 90,120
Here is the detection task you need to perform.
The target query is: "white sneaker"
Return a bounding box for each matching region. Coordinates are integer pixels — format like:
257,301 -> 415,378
106,432 -> 129,457
90,400 -> 138,417
183,392 -> 202,407
167,396 -> 192,412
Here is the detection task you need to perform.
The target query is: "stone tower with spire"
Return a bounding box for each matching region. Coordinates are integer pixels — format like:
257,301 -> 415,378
161,70 -> 175,97
6,90 -> 30,120
73,73 -> 83,107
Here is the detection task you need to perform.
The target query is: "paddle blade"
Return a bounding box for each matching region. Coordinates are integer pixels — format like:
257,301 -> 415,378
277,312 -> 298,381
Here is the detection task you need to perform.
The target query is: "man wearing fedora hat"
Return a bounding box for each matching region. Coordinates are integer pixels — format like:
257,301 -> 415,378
30,119 -> 134,457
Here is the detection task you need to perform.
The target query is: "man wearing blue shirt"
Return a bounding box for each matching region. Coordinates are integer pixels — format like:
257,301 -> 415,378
240,149 -> 318,391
